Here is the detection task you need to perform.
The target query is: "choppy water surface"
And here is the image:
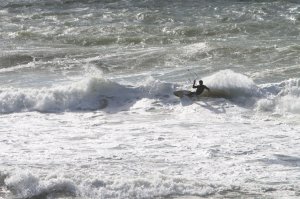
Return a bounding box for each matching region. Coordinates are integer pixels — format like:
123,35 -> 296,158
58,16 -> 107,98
1,0 -> 300,198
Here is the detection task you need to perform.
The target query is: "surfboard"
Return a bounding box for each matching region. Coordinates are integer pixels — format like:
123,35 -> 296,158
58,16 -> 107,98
173,90 -> 193,98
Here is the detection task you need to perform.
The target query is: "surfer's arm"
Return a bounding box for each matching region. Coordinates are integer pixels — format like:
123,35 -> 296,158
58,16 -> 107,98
205,86 -> 210,91
192,80 -> 197,88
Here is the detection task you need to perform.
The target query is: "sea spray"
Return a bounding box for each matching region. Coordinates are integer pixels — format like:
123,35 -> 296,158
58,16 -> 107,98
203,70 -> 262,99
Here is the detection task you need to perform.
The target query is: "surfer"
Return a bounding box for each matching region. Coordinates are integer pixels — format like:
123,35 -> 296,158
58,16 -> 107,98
191,80 -> 210,96
173,79 -> 210,98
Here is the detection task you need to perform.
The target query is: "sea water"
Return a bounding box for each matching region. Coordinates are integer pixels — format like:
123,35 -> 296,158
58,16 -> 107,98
1,0 -> 300,198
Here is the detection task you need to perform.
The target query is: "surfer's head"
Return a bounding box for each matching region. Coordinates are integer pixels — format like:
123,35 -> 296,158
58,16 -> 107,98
199,80 -> 203,85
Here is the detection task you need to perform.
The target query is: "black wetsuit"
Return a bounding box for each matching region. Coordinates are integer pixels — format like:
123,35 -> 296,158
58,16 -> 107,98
193,85 -> 209,95
192,81 -> 210,95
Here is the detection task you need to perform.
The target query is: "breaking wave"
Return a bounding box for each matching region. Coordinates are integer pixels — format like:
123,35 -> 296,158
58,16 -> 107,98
4,171 -> 77,199
1,170 -> 240,199
0,69 -> 299,116
0,76 -> 175,113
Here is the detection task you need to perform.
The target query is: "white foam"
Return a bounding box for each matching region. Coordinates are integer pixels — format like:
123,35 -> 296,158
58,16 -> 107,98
203,70 -> 262,99
256,98 -> 275,112
0,77 -> 113,113
4,171 -> 77,198
257,78 -> 300,115
3,171 -> 228,199
181,42 -> 208,55
0,76 -> 176,113
141,76 -> 175,97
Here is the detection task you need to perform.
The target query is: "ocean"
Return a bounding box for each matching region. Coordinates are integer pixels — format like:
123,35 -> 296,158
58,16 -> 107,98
1,0 -> 300,198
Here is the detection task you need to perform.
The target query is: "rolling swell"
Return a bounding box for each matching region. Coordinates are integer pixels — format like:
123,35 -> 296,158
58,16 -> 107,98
4,0 -> 299,47
2,0 -> 300,82
0,54 -> 34,69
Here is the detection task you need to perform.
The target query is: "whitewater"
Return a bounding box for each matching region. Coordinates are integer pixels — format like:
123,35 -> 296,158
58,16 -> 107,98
1,0 -> 300,198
